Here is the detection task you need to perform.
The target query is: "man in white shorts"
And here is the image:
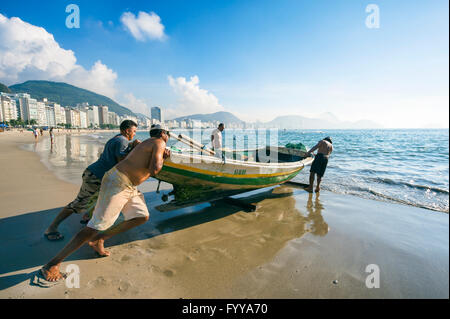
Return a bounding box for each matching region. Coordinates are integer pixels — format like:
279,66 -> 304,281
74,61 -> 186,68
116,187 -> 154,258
40,124 -> 171,282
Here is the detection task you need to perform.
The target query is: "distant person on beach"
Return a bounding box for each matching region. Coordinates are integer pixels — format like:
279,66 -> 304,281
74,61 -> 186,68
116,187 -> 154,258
40,128 -> 44,136
40,124 -> 171,282
49,127 -> 54,144
32,128 -> 38,141
211,123 -> 224,158
304,136 -> 333,193
43,120 -> 139,241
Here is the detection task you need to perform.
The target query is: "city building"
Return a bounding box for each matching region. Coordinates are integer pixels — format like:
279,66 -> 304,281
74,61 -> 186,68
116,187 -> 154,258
37,101 -> 47,126
80,109 -> 88,128
99,106 -> 109,125
87,106 -> 99,127
151,106 -> 162,123
0,94 -> 18,122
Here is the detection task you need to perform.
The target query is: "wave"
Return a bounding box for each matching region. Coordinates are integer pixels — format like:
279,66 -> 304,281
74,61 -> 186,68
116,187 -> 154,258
365,189 -> 448,213
323,183 -> 449,213
368,177 -> 449,194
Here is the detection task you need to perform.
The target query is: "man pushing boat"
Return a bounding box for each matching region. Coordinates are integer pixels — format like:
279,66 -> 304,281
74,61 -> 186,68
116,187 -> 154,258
40,124 -> 171,282
305,136 -> 333,193
44,120 -> 139,241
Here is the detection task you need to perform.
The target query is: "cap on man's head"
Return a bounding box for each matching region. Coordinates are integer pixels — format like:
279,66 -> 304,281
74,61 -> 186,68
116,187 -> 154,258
150,123 -> 169,137
150,123 -> 168,131
323,136 -> 332,144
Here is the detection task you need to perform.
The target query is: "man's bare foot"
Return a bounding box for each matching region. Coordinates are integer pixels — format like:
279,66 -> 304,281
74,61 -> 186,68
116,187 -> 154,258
41,264 -> 63,282
315,187 -> 320,193
89,239 -> 110,257
304,187 -> 313,193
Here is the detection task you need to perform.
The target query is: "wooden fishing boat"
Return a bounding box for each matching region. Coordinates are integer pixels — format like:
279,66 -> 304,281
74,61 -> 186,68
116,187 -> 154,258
155,144 -> 313,211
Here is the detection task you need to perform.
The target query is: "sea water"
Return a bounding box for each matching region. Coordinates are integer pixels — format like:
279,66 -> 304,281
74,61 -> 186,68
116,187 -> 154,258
25,128 -> 449,213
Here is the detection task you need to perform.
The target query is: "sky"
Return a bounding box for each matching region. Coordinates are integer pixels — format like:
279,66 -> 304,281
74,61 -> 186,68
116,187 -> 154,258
0,0 -> 448,128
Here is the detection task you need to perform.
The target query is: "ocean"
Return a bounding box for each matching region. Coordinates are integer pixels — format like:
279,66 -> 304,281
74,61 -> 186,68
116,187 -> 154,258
24,128 -> 449,213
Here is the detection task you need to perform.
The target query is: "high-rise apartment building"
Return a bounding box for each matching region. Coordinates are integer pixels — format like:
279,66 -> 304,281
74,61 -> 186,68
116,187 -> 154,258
99,106 -> 109,125
151,106 -> 162,123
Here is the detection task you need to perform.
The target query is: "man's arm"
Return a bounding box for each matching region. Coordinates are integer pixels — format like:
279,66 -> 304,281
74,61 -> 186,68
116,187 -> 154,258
307,141 -> 321,155
148,141 -> 166,177
114,138 -> 137,162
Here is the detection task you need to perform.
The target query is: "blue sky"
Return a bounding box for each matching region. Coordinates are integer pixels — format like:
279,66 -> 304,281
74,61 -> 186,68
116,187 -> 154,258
0,0 -> 448,127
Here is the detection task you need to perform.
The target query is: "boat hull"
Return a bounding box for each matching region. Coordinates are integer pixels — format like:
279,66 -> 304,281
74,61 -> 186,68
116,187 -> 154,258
155,150 -> 313,206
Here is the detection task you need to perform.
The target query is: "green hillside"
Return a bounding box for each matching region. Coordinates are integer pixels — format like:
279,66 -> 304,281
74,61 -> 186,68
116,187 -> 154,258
0,82 -> 11,93
9,80 -> 134,116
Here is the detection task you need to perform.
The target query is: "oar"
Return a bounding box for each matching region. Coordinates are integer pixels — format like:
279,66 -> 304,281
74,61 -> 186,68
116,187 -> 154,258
168,132 -> 216,156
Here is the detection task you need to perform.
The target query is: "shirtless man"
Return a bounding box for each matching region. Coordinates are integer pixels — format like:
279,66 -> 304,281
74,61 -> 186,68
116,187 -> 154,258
44,120 -> 139,241
40,124 -> 170,282
304,137 -> 333,193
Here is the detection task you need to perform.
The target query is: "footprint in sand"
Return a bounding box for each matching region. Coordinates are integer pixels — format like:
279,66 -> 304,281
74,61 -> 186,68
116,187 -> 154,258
120,255 -> 132,263
118,280 -> 131,292
163,269 -> 175,277
88,276 -> 108,288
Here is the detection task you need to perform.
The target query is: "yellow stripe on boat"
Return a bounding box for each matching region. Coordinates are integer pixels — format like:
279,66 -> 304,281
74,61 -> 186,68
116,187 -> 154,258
164,161 -> 303,178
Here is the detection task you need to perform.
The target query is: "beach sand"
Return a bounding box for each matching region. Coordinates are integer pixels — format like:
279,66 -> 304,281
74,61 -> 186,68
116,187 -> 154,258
0,131 -> 448,299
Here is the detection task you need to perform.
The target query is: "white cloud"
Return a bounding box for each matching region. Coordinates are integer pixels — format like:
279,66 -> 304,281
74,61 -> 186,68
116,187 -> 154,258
0,13 -> 118,98
167,75 -> 224,118
120,11 -> 166,42
120,93 -> 149,116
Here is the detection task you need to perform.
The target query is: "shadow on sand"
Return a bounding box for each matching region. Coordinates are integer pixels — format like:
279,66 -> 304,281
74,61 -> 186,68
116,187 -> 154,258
1,186 -> 323,291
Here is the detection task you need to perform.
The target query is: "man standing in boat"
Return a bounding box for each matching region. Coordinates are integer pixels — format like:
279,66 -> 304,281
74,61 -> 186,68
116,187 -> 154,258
211,123 -> 224,158
305,136 -> 333,193
40,124 -> 171,282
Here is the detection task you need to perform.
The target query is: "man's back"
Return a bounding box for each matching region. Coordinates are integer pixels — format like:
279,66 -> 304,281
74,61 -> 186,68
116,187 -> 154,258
116,137 -> 165,186
88,134 -> 130,179
318,140 -> 333,156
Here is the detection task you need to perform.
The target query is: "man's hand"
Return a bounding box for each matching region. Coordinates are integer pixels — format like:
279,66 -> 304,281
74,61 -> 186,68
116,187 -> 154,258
163,148 -> 171,159
132,139 -> 141,147
128,139 -> 141,152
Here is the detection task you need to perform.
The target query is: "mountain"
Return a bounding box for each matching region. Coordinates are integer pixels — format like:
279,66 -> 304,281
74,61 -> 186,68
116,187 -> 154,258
264,114 -> 382,129
0,82 -> 11,93
173,111 -> 245,125
9,81 -> 134,116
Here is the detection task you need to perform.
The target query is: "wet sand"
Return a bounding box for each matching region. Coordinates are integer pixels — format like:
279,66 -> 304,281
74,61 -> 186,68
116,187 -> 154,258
0,131 -> 448,298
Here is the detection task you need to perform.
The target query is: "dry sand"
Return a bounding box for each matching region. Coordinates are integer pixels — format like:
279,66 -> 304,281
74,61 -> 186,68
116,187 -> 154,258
0,131 -> 448,299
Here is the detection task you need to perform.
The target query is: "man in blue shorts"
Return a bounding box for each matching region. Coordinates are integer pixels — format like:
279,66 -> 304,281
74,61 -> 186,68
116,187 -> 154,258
44,120 -> 139,241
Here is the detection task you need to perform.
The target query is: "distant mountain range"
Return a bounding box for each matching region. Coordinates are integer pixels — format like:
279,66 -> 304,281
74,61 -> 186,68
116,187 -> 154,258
172,111 -> 382,129
2,80 -> 382,128
174,111 -> 245,125
8,81 -> 134,116
263,113 -> 382,129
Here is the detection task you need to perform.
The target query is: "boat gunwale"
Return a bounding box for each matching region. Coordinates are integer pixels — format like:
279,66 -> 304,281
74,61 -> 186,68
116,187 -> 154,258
167,151 -> 313,170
